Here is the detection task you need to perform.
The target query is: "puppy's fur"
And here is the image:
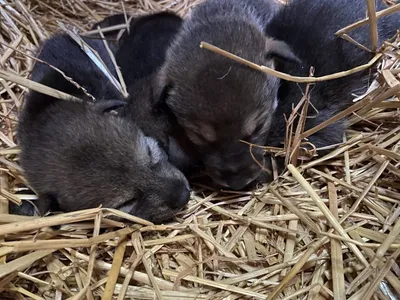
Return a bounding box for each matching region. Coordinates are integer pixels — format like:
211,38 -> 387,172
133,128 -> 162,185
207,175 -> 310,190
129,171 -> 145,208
17,34 -> 190,223
190,0 -> 282,29
264,0 -> 399,150
117,12 -> 183,91
159,0 -> 292,190
30,33 -> 121,101
115,12 -> 200,173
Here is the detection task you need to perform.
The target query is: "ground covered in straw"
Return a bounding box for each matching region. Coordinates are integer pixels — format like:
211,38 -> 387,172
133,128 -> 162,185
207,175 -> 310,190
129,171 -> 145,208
0,0 -> 399,299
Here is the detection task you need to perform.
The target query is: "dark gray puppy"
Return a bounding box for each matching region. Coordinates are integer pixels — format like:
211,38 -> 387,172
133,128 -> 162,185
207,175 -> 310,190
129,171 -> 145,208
17,34 -> 190,223
114,11 -> 200,173
264,0 -> 399,156
158,0 -> 294,190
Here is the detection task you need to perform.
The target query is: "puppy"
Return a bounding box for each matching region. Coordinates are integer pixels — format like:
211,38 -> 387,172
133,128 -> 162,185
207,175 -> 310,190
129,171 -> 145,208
264,0 -> 400,152
158,0 -> 296,190
17,34 -> 190,223
114,11 -> 200,173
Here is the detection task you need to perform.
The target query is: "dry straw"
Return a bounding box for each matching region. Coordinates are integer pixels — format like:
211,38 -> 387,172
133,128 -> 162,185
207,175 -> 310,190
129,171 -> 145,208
0,0 -> 399,299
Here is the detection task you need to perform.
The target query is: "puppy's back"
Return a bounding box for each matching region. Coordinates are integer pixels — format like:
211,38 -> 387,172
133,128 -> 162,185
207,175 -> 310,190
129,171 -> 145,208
30,33 -> 121,101
190,0 -> 281,29
266,0 -> 398,75
265,0 -> 400,148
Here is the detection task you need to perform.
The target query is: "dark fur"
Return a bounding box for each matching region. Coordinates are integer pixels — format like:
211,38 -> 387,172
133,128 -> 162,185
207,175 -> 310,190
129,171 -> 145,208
18,34 -> 190,223
264,0 -> 399,151
117,12 -> 183,91
159,0 -> 291,190
115,12 -> 200,173
29,33 -> 122,101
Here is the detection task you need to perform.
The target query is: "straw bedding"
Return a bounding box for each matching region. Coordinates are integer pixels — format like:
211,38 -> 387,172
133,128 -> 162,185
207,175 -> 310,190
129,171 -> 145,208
0,0 -> 399,299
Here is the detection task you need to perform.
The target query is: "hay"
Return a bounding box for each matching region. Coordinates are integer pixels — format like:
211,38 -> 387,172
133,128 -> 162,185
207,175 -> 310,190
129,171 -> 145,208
0,0 -> 399,299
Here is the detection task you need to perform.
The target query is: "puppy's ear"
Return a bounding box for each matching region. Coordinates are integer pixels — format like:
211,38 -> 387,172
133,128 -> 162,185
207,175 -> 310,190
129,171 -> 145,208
93,100 -> 127,114
265,38 -> 301,65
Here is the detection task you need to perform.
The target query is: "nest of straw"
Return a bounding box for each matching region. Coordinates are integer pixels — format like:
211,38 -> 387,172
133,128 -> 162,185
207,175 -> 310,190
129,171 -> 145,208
0,0 -> 399,299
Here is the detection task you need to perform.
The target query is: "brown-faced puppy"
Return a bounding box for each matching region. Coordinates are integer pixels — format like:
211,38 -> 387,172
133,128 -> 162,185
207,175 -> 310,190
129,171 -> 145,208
17,34 -> 190,223
115,12 -> 200,173
158,0 -> 295,190
263,0 -> 399,165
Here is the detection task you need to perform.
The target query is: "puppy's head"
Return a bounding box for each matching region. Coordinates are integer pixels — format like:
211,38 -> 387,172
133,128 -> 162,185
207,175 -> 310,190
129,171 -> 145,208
72,102 -> 191,223
114,133 -> 191,223
157,18 -> 299,189
20,98 -> 190,224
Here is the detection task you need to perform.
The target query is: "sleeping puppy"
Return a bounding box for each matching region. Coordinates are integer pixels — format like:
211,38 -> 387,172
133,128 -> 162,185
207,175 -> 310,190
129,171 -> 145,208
157,0 -> 293,190
17,33 -> 190,223
264,0 -> 400,167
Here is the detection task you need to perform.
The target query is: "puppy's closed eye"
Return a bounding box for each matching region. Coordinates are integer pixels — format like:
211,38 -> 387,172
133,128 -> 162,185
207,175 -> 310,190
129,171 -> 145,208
144,136 -> 166,164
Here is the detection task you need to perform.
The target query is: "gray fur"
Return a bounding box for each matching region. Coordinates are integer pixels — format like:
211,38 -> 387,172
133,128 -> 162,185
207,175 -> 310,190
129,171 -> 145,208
17,34 -> 190,223
189,0 -> 282,29
159,0 -> 289,190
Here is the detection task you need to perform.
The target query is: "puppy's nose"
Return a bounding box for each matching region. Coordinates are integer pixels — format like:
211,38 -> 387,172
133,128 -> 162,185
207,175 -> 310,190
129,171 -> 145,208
169,187 -> 190,209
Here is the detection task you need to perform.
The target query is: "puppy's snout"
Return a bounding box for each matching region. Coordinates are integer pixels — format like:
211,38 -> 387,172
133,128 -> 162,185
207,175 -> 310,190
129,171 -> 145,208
168,183 -> 190,210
